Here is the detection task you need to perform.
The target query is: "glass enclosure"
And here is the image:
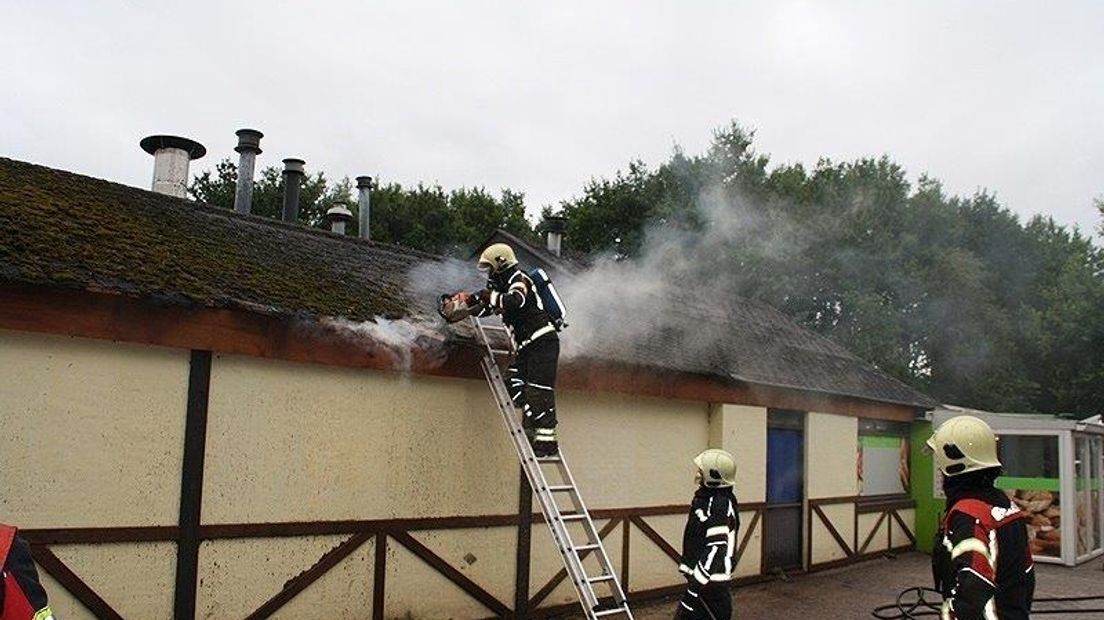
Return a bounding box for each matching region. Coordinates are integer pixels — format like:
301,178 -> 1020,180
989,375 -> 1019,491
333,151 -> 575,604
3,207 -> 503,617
1075,434 -> 1103,560
996,434 -> 1062,560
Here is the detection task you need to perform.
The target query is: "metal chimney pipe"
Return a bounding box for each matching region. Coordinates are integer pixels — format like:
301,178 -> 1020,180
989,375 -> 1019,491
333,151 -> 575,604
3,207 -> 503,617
325,202 -> 354,235
356,175 -> 372,240
232,129 -> 263,214
139,135 -> 206,198
544,215 -> 567,257
281,158 -> 306,223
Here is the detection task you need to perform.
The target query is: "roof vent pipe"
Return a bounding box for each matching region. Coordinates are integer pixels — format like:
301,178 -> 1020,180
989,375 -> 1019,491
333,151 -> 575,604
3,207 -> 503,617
232,129 -> 263,214
544,215 -> 566,257
356,176 -> 372,240
325,202 -> 354,235
139,135 -> 206,198
281,158 -> 305,223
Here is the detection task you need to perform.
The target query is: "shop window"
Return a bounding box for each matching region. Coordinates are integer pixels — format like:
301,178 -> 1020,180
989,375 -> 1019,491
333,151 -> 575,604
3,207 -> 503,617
858,420 -> 909,497
995,434 -> 1062,559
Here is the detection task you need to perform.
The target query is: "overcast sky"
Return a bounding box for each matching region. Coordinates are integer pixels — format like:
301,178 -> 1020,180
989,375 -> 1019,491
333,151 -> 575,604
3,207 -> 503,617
2,1 -> 1101,239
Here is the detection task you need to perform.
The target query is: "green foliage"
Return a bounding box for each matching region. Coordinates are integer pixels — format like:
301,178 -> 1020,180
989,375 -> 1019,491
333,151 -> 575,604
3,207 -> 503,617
189,159 -> 354,232
189,159 -> 534,256
558,122 -> 1104,414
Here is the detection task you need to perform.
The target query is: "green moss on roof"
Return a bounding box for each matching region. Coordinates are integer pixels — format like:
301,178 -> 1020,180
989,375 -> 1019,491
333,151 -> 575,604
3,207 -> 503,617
0,157 -> 437,321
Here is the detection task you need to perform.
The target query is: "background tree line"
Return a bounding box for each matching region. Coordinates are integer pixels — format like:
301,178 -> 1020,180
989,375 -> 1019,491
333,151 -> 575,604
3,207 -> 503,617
189,123 -> 1104,416
189,159 -> 535,256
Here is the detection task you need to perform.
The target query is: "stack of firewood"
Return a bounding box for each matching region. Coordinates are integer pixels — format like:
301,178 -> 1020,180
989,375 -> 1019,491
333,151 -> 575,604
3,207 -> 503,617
1006,489 -> 1061,556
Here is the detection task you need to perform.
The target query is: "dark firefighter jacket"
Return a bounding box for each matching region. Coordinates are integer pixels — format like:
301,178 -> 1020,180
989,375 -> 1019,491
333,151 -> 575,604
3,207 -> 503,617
1,524 -> 54,620
679,486 -> 740,585
476,265 -> 555,348
933,485 -> 1035,620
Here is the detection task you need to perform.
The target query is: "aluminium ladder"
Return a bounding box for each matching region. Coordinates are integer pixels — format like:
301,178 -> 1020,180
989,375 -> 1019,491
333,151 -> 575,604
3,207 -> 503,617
470,316 -> 634,620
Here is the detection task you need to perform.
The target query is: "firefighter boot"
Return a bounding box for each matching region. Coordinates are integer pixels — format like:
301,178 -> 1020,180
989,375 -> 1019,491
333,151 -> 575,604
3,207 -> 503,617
532,427 -> 558,457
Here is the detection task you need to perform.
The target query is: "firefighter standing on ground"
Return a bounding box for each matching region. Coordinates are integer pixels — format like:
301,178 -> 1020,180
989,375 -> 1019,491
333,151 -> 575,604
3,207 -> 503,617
1,523 -> 54,620
468,243 -> 561,457
928,415 -> 1034,620
676,449 -> 740,620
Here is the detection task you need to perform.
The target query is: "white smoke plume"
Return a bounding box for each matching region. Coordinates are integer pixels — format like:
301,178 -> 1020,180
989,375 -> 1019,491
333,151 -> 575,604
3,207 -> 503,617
321,316 -> 450,373
557,184 -> 806,365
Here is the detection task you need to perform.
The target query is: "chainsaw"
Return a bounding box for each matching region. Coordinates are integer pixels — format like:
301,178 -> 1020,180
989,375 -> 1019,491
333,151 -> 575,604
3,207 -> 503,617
437,291 -> 485,323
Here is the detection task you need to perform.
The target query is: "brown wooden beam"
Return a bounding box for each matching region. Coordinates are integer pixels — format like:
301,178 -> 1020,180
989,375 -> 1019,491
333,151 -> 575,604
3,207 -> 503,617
514,469 -> 532,620
811,504 -> 854,558
890,510 -> 916,546
21,526 -> 178,545
857,512 -> 888,555
0,283 -> 924,421
174,350 -> 212,620
373,533 -> 386,620
621,517 -> 630,595
244,532 -> 372,620
734,509 -> 762,566
29,545 -> 125,620
390,530 -> 512,618
628,516 -> 681,564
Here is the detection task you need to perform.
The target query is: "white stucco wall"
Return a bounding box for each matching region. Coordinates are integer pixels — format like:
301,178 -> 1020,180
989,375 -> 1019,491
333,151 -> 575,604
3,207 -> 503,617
0,329 -> 189,527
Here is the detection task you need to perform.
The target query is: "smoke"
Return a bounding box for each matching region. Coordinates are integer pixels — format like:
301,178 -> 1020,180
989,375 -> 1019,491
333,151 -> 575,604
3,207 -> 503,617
556,183 -> 809,373
321,316 -> 449,373
405,256 -> 485,309
312,256 -> 489,373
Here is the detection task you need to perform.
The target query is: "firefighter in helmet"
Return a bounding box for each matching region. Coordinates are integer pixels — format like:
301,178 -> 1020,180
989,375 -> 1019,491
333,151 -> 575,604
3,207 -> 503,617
676,449 -> 740,620
469,243 -> 561,456
1,523 -> 54,620
928,416 -> 1034,620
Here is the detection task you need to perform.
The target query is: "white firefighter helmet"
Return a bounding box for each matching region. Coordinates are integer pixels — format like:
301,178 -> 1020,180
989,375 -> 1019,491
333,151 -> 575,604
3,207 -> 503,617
926,415 -> 1001,477
694,449 -> 736,488
478,243 -> 518,274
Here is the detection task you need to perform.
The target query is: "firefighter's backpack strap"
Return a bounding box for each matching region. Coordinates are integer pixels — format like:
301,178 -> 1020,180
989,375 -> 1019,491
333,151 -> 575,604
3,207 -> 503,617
943,498 -> 1027,531
0,523 -> 16,568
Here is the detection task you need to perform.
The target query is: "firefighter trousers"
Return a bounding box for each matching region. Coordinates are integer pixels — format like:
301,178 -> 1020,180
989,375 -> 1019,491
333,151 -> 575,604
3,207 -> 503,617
675,584 -> 731,620
507,334 -> 559,443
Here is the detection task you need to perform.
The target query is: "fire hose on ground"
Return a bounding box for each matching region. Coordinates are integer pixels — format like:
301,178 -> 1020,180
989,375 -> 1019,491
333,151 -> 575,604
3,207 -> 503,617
871,587 -> 1104,618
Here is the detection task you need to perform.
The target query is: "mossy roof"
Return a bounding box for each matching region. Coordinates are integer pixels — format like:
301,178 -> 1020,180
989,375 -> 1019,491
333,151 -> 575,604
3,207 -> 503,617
0,157 -> 442,320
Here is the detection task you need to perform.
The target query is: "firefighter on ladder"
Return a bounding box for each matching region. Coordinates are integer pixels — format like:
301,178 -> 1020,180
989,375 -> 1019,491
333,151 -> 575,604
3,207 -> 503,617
928,415 -> 1034,620
466,243 -> 561,457
0,524 -> 54,620
676,449 -> 740,620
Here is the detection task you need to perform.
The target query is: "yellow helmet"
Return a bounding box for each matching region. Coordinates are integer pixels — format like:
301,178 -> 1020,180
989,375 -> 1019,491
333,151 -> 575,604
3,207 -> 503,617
478,243 -> 518,274
926,415 -> 1001,477
694,449 -> 736,488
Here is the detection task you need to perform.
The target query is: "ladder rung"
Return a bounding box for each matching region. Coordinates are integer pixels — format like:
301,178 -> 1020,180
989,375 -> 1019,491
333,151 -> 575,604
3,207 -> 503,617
536,456 -> 562,463
490,349 -> 512,355
547,484 -> 575,492
593,605 -> 629,617
588,575 -> 615,584
560,513 -> 587,522
574,543 -> 601,553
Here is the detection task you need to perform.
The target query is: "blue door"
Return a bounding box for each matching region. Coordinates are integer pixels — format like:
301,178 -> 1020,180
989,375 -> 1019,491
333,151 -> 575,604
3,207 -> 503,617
765,417 -> 804,571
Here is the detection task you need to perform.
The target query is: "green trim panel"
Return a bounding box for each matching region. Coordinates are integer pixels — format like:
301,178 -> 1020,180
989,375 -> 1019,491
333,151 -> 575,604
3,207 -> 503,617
861,435 -> 904,449
995,476 -> 1060,492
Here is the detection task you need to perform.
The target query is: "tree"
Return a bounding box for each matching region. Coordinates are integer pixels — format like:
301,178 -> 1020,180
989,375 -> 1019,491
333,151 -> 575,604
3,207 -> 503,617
555,121 -> 1104,414
189,158 -> 353,232
189,159 -> 536,257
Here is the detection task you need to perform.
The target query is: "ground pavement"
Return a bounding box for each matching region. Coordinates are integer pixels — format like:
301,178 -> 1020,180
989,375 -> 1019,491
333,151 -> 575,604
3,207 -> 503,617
566,552 -> 1104,619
